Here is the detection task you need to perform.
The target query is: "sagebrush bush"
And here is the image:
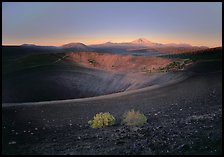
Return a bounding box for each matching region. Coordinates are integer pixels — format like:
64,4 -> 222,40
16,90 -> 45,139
122,109 -> 147,126
88,112 -> 116,128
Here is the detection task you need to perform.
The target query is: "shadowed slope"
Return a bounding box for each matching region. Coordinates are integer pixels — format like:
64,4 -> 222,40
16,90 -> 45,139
2,52 -> 177,103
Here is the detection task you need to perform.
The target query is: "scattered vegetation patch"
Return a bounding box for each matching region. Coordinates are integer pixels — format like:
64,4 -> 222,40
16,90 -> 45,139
122,109 -> 147,126
88,112 -> 116,128
158,61 -> 188,72
166,61 -> 182,70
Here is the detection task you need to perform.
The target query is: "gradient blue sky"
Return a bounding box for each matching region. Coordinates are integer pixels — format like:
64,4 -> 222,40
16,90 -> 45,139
2,2 -> 222,47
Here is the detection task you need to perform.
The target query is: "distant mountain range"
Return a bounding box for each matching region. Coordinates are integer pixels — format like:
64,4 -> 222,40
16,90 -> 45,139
90,38 -> 207,48
89,38 -> 209,54
3,38 -> 210,57
19,42 -> 94,52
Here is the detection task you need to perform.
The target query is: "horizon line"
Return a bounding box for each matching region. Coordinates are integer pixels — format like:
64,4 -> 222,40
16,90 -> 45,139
2,37 -> 220,48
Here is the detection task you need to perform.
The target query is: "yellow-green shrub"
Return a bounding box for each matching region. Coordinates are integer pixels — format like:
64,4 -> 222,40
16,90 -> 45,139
88,112 -> 116,128
122,109 -> 147,126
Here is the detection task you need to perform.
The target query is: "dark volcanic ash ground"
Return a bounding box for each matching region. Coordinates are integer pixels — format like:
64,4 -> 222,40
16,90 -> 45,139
2,60 -> 222,155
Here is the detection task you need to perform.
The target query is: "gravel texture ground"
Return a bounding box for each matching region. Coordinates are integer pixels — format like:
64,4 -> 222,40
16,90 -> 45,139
2,60 -> 222,155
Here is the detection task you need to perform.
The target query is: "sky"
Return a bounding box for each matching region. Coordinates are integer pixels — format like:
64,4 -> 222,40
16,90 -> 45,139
2,2 -> 222,47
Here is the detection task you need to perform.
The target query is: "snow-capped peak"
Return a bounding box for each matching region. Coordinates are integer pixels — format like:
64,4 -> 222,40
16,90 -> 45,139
131,38 -> 153,45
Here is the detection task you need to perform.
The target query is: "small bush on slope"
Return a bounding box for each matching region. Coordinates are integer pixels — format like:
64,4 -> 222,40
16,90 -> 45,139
88,58 -> 97,65
88,112 -> 116,128
122,109 -> 147,126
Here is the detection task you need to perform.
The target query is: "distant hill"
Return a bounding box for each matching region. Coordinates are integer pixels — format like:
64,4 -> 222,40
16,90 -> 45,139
2,43 -> 94,60
20,44 -> 38,47
2,45 -> 65,60
61,42 -> 94,52
20,44 -> 61,49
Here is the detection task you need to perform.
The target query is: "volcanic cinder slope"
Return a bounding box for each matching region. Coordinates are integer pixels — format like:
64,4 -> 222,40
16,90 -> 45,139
2,51 -> 181,103
66,51 -> 172,73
